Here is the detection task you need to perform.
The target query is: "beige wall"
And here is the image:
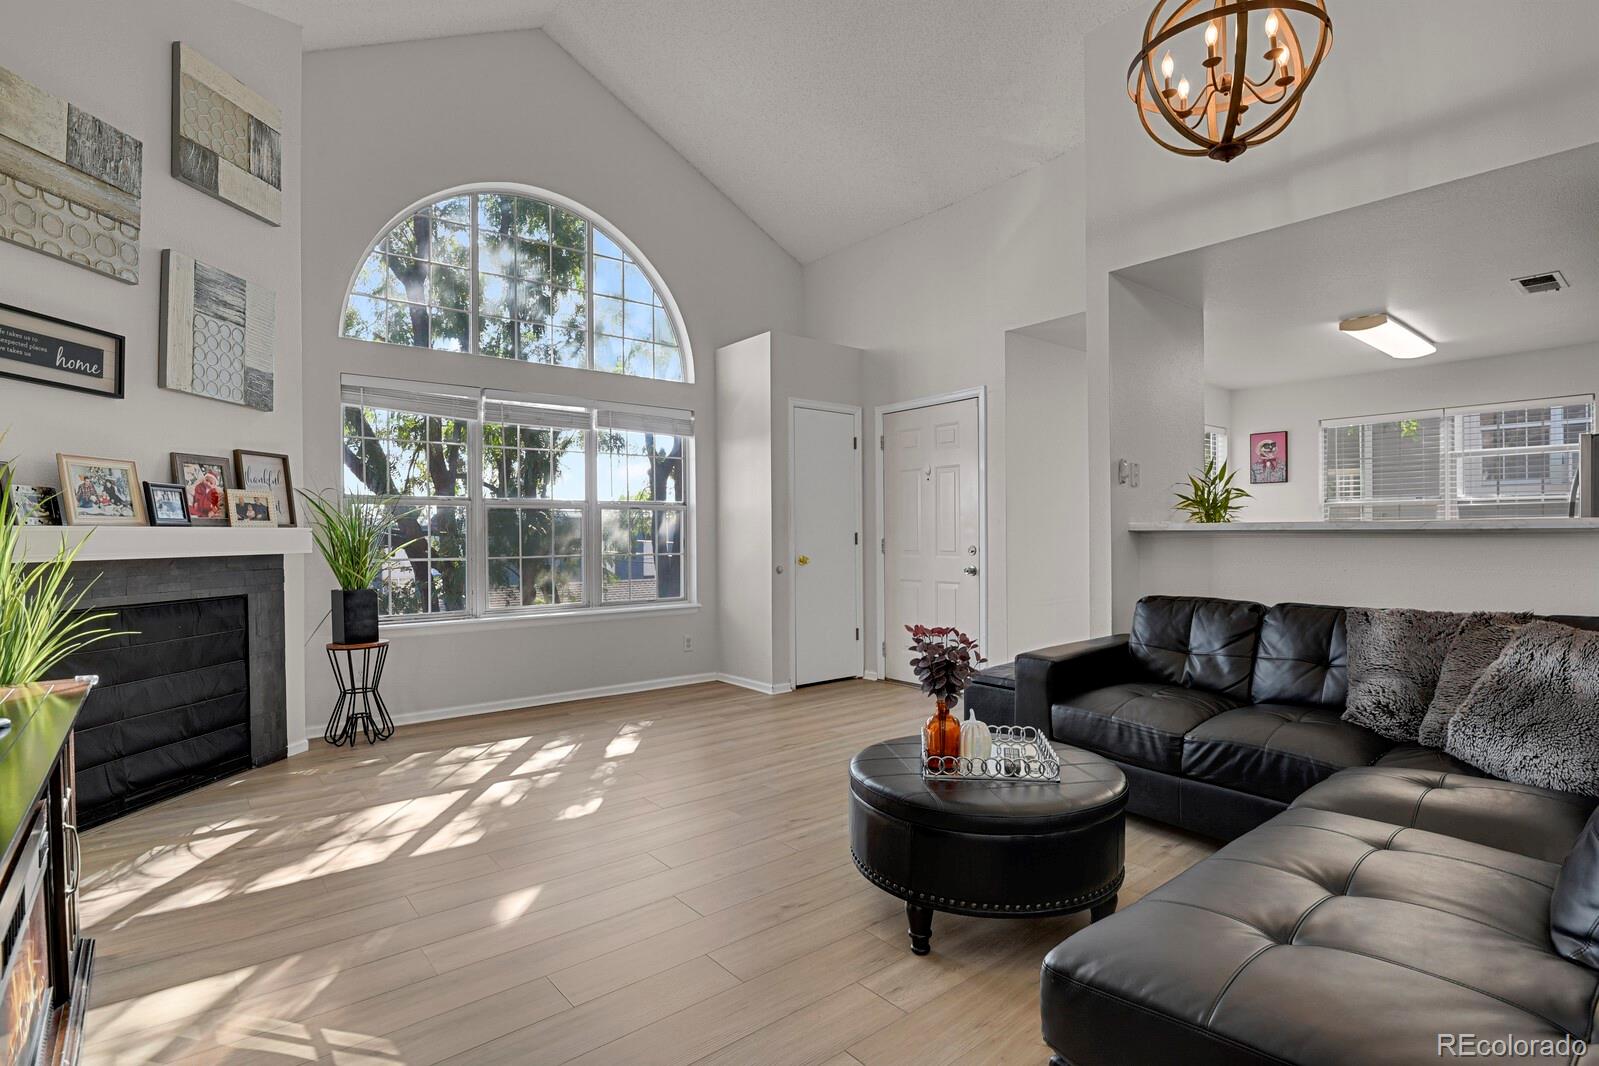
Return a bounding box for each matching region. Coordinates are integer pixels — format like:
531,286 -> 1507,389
0,0 -> 307,745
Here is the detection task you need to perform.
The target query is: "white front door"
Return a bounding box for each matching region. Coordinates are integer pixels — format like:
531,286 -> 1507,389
792,404 -> 862,686
882,397 -> 981,684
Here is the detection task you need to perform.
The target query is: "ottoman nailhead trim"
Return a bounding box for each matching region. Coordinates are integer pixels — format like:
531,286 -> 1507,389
849,850 -> 1125,916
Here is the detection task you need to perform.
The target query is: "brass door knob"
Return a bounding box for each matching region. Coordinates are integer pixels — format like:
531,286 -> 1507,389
797,555 -> 810,566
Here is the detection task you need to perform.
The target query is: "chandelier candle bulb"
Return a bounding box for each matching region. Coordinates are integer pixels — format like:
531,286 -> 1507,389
1129,0 -> 1332,162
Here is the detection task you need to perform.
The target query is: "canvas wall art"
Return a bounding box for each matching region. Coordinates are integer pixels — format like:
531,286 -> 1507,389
0,65 -> 143,283
172,43 -> 282,225
160,250 -> 275,411
1250,430 -> 1288,484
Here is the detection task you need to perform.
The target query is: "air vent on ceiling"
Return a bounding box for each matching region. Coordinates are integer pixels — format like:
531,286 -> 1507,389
1512,270 -> 1569,295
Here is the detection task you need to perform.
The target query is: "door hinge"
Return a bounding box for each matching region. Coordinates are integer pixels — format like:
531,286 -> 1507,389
880,537 -> 885,553
881,641 -> 887,657
852,436 -> 858,450
854,531 -> 859,545
855,627 -> 860,640
879,434 -> 885,450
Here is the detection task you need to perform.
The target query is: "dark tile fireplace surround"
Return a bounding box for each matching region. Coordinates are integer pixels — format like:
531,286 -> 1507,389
53,555 -> 288,827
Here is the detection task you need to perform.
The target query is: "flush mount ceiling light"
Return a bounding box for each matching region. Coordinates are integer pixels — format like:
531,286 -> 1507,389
1128,1 -> 1332,162
1338,313 -> 1436,360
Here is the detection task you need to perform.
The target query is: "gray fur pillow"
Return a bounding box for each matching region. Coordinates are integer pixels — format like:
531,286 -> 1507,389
1341,607 -> 1463,742
1416,612 -> 1535,748
1446,621 -> 1599,795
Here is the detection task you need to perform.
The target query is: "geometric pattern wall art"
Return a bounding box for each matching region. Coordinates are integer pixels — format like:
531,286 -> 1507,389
171,43 -> 281,226
159,250 -> 275,411
0,65 -> 143,283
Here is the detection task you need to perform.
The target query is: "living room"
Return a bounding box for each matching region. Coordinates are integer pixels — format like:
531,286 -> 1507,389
1,1 -> 1597,1064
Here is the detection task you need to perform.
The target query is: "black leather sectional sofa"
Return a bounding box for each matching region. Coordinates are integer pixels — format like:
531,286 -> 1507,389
1017,596 -> 1599,1065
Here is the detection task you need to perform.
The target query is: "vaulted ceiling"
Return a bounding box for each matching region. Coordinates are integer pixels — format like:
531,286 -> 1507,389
239,0 -> 1145,262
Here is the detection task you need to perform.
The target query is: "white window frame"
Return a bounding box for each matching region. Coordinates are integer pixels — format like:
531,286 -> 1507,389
1203,424 -> 1229,468
1319,394 -> 1594,520
340,378 -> 695,625
339,184 -> 695,385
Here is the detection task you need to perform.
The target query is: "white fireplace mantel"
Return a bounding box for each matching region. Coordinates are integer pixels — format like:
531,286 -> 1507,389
20,525 -> 313,563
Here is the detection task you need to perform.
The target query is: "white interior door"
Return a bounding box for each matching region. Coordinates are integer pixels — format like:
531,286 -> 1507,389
792,404 -> 862,686
882,397 -> 981,683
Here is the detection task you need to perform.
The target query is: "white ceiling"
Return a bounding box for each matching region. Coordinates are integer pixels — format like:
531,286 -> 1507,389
240,0 -> 1145,263
1119,144 -> 1599,391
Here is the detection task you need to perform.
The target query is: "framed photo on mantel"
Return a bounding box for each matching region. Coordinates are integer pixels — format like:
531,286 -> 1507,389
0,302 -> 124,398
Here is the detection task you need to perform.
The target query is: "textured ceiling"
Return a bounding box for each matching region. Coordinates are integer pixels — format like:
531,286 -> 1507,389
240,0 -> 1146,262
1121,144 -> 1599,391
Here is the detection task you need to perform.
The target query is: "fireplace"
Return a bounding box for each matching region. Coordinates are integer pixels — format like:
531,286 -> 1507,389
51,556 -> 288,828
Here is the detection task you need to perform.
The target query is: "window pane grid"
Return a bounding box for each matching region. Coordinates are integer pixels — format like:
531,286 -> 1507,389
344,191 -> 684,382
344,397 -> 690,621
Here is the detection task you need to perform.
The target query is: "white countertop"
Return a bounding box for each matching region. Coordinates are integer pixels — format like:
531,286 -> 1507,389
1129,518 -> 1599,534
20,525 -> 313,563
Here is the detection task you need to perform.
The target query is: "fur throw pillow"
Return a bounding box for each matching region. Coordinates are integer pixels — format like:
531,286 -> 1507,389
1416,612 -> 1535,748
1342,607 -> 1463,743
1445,621 -> 1599,796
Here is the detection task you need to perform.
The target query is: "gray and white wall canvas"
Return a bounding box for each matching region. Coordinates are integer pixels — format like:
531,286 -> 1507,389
0,65 -> 142,282
171,43 -> 282,225
160,250 -> 274,411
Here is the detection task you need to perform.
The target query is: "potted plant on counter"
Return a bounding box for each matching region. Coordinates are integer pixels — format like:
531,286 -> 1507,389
299,490 -> 415,644
1173,458 -> 1250,523
0,457 -> 119,701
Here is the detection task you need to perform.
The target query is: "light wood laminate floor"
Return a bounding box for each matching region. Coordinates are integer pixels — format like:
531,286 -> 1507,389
79,679 -> 1215,1066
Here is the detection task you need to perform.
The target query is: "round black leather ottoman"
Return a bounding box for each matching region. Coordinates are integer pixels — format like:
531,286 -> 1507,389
849,735 -> 1127,955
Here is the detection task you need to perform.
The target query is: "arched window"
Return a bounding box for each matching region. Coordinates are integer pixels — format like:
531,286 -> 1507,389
341,188 -> 690,383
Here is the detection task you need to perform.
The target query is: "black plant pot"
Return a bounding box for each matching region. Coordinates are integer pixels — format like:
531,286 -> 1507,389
332,588 -> 379,644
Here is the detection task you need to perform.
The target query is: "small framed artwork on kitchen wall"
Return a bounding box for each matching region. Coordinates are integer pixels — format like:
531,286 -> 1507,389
0,303 -> 124,398
234,449 -> 295,526
1249,431 -> 1288,484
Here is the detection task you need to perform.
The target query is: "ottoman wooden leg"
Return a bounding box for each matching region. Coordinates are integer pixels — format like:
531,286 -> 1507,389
906,903 -> 934,955
1090,894 -> 1118,923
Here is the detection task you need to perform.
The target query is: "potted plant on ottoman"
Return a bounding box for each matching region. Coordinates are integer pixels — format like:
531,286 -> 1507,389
906,625 -> 986,766
0,458 -> 119,699
299,491 -> 414,644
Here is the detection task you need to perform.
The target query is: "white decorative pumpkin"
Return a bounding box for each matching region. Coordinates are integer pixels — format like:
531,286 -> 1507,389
960,713 -> 993,761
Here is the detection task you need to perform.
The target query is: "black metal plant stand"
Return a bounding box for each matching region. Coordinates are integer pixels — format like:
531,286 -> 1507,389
324,641 -> 394,747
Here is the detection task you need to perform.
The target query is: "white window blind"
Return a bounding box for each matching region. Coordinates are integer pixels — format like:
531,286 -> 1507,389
1320,395 -> 1594,520
1203,425 -> 1229,469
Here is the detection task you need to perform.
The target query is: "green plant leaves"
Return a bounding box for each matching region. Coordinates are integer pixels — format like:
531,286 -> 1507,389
298,489 -> 419,591
1172,458 -> 1251,524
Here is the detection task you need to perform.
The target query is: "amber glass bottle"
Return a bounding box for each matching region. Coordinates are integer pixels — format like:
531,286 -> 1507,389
923,699 -> 962,769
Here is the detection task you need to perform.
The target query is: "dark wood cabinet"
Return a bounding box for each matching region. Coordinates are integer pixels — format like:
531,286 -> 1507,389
0,682 -> 94,1066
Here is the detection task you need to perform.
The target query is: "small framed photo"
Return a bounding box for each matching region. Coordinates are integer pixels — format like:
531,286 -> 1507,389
1249,430 -> 1289,484
171,452 -> 235,526
144,482 -> 191,526
226,489 -> 276,527
234,449 -> 295,527
0,302 -> 125,399
57,454 -> 145,525
9,484 -> 61,526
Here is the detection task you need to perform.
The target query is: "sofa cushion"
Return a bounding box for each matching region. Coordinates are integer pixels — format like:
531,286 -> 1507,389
1552,809 -> 1599,968
1129,596 -> 1266,701
967,661 -> 1014,689
1416,611 -> 1534,748
1342,607 -> 1463,742
1249,602 -> 1347,707
1043,803 -> 1599,1066
1373,743 -> 1484,777
1052,682 -> 1240,773
1291,766 -> 1595,863
1181,704 -> 1390,804
1446,621 -> 1599,796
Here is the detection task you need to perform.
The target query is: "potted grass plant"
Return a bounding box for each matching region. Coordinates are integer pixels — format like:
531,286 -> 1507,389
0,457 -> 119,695
299,490 -> 415,644
1173,459 -> 1251,523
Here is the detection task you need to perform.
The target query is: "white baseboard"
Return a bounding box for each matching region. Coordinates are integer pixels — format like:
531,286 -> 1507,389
863,670 -> 883,681
714,673 -> 794,696
286,738 -> 309,757
300,671 -> 723,743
